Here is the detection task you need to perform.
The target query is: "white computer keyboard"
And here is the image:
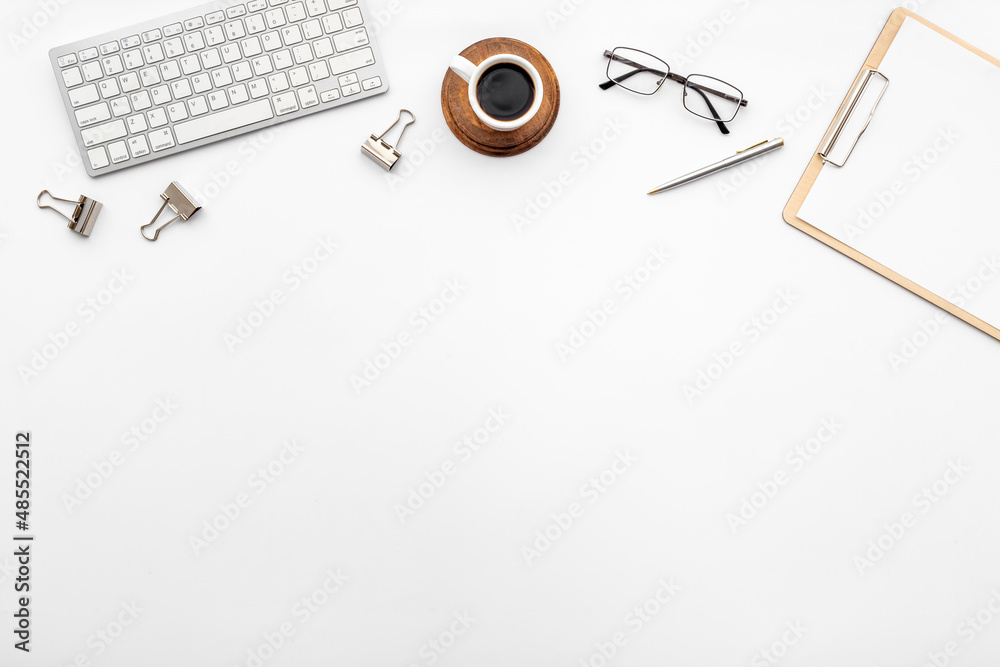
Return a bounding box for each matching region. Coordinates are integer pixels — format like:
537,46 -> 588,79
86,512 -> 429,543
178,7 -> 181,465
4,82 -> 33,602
49,0 -> 389,177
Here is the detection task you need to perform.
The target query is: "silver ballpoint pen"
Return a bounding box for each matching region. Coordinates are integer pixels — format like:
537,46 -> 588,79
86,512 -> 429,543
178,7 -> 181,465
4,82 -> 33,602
648,138 -> 785,195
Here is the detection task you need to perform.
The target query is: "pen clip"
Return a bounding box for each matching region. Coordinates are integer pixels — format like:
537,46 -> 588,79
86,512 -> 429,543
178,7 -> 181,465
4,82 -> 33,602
737,139 -> 770,154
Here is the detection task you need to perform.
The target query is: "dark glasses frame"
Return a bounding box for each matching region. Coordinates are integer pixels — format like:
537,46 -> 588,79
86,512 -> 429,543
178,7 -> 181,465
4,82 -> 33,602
600,47 -> 748,135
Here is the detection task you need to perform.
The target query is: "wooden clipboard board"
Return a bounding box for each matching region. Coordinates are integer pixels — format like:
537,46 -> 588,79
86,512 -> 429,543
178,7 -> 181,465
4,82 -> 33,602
783,8 -> 1000,342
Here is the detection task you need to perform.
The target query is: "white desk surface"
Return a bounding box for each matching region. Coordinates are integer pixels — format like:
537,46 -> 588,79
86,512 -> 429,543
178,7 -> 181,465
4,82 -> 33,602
3,0 -> 1000,665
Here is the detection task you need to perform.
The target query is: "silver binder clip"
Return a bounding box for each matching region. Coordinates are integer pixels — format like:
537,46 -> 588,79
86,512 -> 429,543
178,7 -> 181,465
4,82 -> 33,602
362,109 -> 416,171
141,182 -> 201,242
36,190 -> 102,237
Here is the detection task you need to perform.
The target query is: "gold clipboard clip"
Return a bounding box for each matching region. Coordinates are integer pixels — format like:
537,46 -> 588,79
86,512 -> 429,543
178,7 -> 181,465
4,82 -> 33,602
818,69 -> 890,167
141,182 -> 201,242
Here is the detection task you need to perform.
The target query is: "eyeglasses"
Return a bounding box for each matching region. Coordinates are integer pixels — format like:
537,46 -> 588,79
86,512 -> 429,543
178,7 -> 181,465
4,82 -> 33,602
600,47 -> 748,135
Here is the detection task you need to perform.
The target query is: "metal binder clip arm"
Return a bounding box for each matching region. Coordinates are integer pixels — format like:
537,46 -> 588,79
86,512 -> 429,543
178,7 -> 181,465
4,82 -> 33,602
36,190 -> 102,237
141,182 -> 201,242
819,69 -> 890,167
362,109 -> 416,171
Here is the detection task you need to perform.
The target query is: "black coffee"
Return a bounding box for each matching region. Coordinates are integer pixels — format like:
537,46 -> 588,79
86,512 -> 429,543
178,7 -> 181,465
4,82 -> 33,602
476,63 -> 535,122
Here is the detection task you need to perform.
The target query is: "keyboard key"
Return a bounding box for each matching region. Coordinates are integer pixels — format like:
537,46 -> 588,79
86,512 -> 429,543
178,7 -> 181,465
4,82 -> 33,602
338,72 -> 358,86
320,88 -> 340,102
292,43 -> 312,64
248,79 -> 269,98
99,78 -> 121,98
289,66 -> 308,86
302,19 -> 322,40
187,96 -> 209,116
342,8 -> 362,28
130,90 -> 152,111
205,26 -> 226,46
272,93 -> 298,115
273,50 -> 293,69
227,5 -> 247,18
205,11 -> 226,24
160,60 -> 181,80
139,67 -> 161,86
124,49 -> 144,69
333,27 -> 368,52
69,84 -> 99,107
297,84 -> 318,108
191,74 -> 212,93
126,113 -> 148,133
362,75 -> 381,91
147,108 -> 169,128
119,72 -> 141,92
79,47 -> 99,61
232,62 -> 253,81
87,146 -> 110,169
286,2 -> 306,21
149,127 -> 176,151
248,0 -> 267,10
110,97 -> 131,117
143,43 -> 166,63
313,37 -> 333,58
180,55 -> 202,75
208,91 -> 229,110
102,54 -> 125,76
212,67 -> 234,87
167,102 -> 189,122
241,36 -> 263,57
326,0 -> 357,9
308,61 -> 329,80
164,23 -> 184,37
265,9 -> 286,28
142,29 -> 163,42
100,41 -> 120,55
225,21 -> 246,40
267,72 -> 289,92
81,119 -> 127,147
82,61 -> 103,81
251,56 -> 273,75
164,38 -> 185,58
75,102 -> 111,127
57,53 -> 78,67
341,82 -> 360,96
227,83 -> 249,104
108,141 -> 130,163
221,44 -> 241,64
201,48 -> 222,69
328,46 -> 373,74
150,85 -> 171,106
171,79 -> 193,98
62,67 -> 83,87
306,0 -> 325,17
281,25 -> 303,45
246,15 -> 266,34
185,32 -> 206,52
174,98 -> 274,144
185,17 -> 205,30
261,31 -> 281,51
128,135 -> 151,157
321,14 -> 342,34
121,35 -> 141,49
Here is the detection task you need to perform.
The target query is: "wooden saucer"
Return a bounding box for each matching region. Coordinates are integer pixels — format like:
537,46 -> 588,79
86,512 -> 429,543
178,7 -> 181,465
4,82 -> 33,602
441,38 -> 560,157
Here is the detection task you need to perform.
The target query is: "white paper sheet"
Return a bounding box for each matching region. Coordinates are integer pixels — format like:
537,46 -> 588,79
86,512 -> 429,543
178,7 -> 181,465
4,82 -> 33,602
799,18 -> 1000,328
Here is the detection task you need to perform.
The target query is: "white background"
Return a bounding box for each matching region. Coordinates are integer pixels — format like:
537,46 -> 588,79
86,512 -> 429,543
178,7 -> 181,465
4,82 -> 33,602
2,0 -> 1000,666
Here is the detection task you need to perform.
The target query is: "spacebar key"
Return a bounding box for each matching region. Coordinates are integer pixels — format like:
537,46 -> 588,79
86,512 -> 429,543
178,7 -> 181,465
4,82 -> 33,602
174,100 -> 275,145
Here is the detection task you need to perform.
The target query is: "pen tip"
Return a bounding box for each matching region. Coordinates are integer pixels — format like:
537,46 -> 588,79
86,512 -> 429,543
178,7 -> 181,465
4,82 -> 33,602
647,190 -> 657,196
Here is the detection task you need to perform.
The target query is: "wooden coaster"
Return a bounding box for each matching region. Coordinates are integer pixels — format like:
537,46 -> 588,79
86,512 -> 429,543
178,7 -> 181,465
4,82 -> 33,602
441,38 -> 560,157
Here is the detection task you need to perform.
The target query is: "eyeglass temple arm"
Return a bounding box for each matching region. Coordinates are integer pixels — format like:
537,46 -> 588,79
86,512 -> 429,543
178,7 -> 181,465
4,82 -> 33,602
686,84 -> 731,135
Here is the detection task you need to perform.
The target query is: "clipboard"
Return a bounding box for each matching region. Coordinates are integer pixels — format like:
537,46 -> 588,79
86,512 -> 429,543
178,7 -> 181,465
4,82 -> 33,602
783,8 -> 1000,342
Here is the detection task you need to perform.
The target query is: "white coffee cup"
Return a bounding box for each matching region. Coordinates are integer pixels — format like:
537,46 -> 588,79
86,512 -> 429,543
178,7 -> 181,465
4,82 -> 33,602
449,53 -> 544,132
